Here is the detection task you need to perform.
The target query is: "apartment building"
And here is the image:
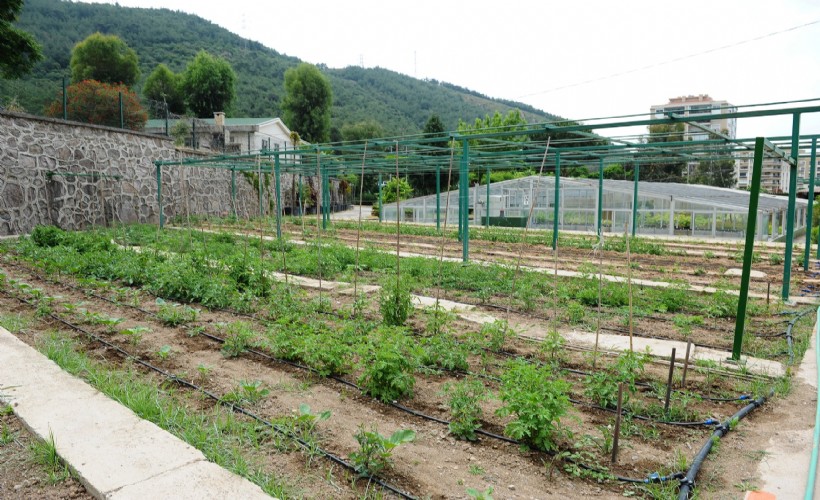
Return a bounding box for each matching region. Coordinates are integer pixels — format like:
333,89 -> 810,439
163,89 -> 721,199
735,148 -> 813,194
650,94 -> 738,140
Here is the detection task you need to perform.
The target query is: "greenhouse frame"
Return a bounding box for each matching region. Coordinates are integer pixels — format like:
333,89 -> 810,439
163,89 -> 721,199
380,176 -> 809,241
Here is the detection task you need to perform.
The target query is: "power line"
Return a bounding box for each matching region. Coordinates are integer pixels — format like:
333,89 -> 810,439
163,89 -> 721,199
518,18 -> 820,99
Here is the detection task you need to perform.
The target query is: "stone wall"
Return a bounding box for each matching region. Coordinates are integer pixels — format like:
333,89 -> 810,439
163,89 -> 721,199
0,112 -> 342,235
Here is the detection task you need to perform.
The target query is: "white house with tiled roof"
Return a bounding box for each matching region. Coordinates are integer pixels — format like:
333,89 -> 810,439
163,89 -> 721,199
145,113 -> 301,154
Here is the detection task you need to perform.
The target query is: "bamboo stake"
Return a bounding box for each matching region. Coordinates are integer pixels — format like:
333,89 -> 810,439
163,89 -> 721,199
681,340 -> 692,388
353,141 -> 368,307
394,141 -> 401,304
507,138 -> 550,330
594,231 -> 604,368
625,222 -> 633,352
434,142 -> 457,311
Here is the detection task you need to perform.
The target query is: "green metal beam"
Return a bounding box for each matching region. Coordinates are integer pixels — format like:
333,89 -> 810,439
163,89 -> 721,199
782,113 -> 801,302
732,137 -> 766,360
804,137 -> 816,270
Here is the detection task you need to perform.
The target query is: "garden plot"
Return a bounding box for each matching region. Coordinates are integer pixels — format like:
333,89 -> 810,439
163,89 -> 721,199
0,223 -> 814,499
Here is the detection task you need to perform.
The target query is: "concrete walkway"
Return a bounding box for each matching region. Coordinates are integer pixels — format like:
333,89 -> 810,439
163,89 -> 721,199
755,316 -> 820,499
0,327 -> 270,500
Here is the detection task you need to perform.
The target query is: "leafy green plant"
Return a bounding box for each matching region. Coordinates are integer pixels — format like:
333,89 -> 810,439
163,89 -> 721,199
350,425 -> 416,476
584,349 -> 651,408
155,298 -> 199,326
420,333 -> 469,372
119,326 -> 150,345
378,278 -> 413,327
196,363 -> 212,380
157,345 -> 172,361
497,359 -> 570,451
443,378 -> 489,441
1,422 -> 16,445
293,403 -> 331,436
220,321 -> 256,358
566,301 -> 586,324
358,327 -> 419,402
222,380 -> 270,406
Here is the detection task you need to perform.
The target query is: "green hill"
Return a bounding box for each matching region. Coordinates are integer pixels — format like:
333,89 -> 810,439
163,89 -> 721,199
1,0 -> 560,135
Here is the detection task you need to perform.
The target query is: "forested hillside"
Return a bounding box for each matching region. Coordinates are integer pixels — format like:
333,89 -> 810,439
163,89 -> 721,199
0,0 -> 560,135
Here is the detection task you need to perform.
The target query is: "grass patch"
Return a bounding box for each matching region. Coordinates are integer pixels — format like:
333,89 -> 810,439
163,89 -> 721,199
39,331 -> 291,498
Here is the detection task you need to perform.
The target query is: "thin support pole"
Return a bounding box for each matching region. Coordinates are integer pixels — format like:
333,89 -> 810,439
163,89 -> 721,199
805,138 -> 817,270
681,340 -> 692,388
733,137 -> 766,360
783,113 -> 801,301
164,102 -> 169,136
597,158 -> 604,236
257,156 -> 263,218
664,348 -> 677,415
118,92 -> 124,129
155,164 -> 164,229
460,138 -> 470,263
552,152 -> 560,250
274,153 -> 282,240
485,166 -> 491,229
632,161 -> 640,238
436,165 -> 441,231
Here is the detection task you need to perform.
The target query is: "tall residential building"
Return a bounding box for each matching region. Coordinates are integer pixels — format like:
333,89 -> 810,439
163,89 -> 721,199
650,94 -> 738,139
735,148 -> 814,194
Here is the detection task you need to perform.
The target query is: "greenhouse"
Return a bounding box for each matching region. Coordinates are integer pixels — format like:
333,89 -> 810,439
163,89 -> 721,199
380,176 -> 809,241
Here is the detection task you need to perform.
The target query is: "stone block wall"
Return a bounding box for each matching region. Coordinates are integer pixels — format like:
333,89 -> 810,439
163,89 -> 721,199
0,111 -> 321,235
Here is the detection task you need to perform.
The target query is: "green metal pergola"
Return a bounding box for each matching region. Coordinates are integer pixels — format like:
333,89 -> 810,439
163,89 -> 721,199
154,100 -> 820,360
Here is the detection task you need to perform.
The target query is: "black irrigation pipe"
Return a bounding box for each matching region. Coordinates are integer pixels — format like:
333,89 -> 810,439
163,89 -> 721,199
784,307 -> 815,366
677,393 -> 770,500
0,289 -> 417,500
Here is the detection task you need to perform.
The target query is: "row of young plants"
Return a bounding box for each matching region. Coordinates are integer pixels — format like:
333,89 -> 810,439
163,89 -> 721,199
0,229 -> 792,498
107,224 -> 754,323
0,272 -> 423,498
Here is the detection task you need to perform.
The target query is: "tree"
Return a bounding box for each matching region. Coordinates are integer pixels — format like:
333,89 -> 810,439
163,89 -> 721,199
181,51 -> 236,118
143,64 -> 185,115
0,0 -> 43,79
282,63 -> 333,143
70,33 -> 140,87
639,123 -> 687,182
691,129 -> 736,188
45,80 -> 147,130
341,120 -> 384,142
411,114 -> 449,195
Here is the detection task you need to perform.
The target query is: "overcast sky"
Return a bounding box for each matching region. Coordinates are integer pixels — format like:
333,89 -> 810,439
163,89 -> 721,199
84,0 -> 820,140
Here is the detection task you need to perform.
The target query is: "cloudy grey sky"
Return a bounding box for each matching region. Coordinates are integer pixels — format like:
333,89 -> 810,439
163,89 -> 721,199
85,0 -> 820,139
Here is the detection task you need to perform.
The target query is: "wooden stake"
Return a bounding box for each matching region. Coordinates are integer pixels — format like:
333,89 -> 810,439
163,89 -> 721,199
681,340 -> 692,388
611,383 -> 624,464
626,223 -> 633,352
594,232 -> 603,368
664,347 -> 677,415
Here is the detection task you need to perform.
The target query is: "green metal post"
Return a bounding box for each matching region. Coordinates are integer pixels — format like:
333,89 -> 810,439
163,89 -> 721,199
782,113 -> 801,301
155,164 -> 164,229
118,92 -> 124,129
732,137 -> 765,360
274,153 -> 282,239
552,152 -> 560,250
460,138 -> 470,263
436,165 -> 441,231
230,166 -> 237,218
597,158 -> 604,236
632,161 -> 640,238
62,77 -> 67,120
804,138 -> 817,270
378,173 -> 383,223
485,166 -> 491,228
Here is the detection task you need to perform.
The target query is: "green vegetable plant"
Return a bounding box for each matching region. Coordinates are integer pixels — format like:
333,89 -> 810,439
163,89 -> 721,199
157,345 -> 172,361
222,380 -> 270,406
119,326 -> 151,345
584,349 -> 651,408
497,359 -> 570,451
350,425 -> 416,476
466,486 -> 494,500
379,278 -> 413,326
443,378 -> 489,441
219,322 -> 256,358
155,298 -> 199,326
358,327 -> 419,403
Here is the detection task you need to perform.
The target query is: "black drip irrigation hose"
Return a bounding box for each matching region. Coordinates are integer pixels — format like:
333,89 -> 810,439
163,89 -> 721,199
0,290 -> 416,500
784,307 -> 815,366
676,393 -> 770,500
